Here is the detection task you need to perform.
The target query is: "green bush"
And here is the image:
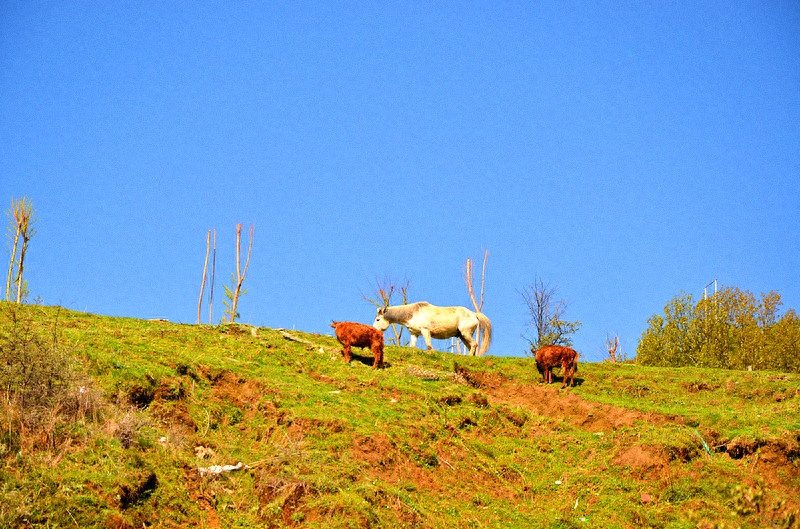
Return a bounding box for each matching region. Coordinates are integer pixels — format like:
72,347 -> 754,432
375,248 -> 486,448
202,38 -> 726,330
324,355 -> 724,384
637,287 -> 800,372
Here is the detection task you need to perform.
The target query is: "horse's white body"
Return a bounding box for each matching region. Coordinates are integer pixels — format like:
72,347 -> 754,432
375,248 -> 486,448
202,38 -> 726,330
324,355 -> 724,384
373,301 -> 492,356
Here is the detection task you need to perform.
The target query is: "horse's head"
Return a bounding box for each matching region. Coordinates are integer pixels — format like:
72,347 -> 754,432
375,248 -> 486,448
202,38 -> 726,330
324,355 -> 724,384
373,307 -> 391,331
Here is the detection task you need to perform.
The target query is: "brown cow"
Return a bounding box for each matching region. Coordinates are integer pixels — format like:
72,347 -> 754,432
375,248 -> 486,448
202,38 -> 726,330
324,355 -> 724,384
534,345 -> 579,388
331,321 -> 385,369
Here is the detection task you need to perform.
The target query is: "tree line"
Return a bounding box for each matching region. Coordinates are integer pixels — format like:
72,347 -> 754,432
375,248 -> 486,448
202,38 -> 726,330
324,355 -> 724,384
637,286 -> 800,373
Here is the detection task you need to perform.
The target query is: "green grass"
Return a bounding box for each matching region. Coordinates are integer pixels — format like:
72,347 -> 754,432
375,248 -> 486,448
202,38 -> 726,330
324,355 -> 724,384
1,302 -> 798,528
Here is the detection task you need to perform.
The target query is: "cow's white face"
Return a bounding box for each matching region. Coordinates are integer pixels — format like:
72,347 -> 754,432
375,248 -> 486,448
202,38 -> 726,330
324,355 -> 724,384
373,308 -> 390,331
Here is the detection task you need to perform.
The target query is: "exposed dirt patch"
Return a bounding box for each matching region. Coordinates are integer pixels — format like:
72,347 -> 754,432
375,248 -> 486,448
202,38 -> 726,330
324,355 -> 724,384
352,430 -> 447,496
254,471 -> 311,527
722,433 -> 800,497
182,465 -> 221,528
752,439 -> 800,498
209,370 -> 270,410
105,513 -> 136,529
454,363 -> 507,389
123,376 -> 196,434
466,392 -> 489,407
118,470 -> 158,509
126,382 -> 155,408
351,433 -> 396,466
612,445 -> 667,478
481,377 -> 675,432
149,399 -> 197,433
724,437 -> 769,459
366,452 -> 442,494
153,377 -> 187,401
685,381 -> 720,393
438,394 -> 462,406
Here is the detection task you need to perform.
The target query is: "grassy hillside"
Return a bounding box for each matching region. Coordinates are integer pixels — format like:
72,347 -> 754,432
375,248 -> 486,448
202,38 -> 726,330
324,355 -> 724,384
1,303 -> 798,528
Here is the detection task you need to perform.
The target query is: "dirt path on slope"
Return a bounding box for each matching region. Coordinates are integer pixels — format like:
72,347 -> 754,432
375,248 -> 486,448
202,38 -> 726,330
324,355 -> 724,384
454,365 -> 683,433
488,379 -> 679,432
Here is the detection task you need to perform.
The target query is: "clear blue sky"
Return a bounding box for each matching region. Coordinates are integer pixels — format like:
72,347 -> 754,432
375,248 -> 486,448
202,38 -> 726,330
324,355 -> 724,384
2,2 -> 799,362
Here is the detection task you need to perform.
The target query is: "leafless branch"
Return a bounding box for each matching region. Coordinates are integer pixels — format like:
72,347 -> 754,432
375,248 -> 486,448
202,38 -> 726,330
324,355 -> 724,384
362,275 -> 409,345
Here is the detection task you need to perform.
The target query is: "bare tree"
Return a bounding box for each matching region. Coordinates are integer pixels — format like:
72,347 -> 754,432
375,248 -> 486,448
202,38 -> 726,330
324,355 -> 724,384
5,197 -> 36,303
461,250 -> 488,354
198,230 -> 211,324
223,224 -> 253,323
209,229 -> 216,324
362,276 -> 409,345
520,277 -> 582,351
606,335 -> 620,363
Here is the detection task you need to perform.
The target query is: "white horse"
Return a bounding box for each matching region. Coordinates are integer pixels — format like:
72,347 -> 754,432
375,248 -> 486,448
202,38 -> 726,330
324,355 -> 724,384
373,301 -> 492,356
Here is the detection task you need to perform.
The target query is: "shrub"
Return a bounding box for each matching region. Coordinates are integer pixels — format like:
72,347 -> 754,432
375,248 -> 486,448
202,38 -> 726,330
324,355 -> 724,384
0,303 -> 101,454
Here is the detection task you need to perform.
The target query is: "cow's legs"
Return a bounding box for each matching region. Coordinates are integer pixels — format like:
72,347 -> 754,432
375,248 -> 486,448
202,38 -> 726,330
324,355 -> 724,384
563,362 -> 575,387
343,344 -> 352,363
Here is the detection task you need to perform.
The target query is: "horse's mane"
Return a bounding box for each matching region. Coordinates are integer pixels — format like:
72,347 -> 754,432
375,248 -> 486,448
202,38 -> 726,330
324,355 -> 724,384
385,301 -> 429,322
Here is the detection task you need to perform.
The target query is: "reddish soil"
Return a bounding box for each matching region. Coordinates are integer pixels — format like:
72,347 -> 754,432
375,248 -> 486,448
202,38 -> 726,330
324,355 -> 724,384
487,379 -> 676,432
458,366 -> 800,517
176,363 -> 800,526
182,465 -> 221,529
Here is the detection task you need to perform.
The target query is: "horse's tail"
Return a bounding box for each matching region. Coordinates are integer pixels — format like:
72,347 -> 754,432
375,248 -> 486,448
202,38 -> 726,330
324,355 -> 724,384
476,312 -> 492,356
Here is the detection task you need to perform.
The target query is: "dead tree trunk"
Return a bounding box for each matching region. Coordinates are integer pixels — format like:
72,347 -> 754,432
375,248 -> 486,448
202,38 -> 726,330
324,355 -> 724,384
198,230 -> 211,324
226,224 -> 253,323
463,250 -> 488,355
5,198 -> 36,303
5,215 -> 20,301
209,229 -> 216,324
606,335 -> 619,363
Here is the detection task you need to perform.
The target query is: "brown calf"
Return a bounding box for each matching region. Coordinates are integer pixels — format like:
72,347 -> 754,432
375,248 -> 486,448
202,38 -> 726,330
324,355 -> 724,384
331,321 -> 385,369
534,345 -> 579,388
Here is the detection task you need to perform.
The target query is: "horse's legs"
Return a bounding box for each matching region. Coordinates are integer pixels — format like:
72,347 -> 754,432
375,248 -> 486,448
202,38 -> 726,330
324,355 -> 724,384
408,334 -> 418,348
420,329 -> 434,351
459,320 -> 480,356
460,330 -> 478,356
